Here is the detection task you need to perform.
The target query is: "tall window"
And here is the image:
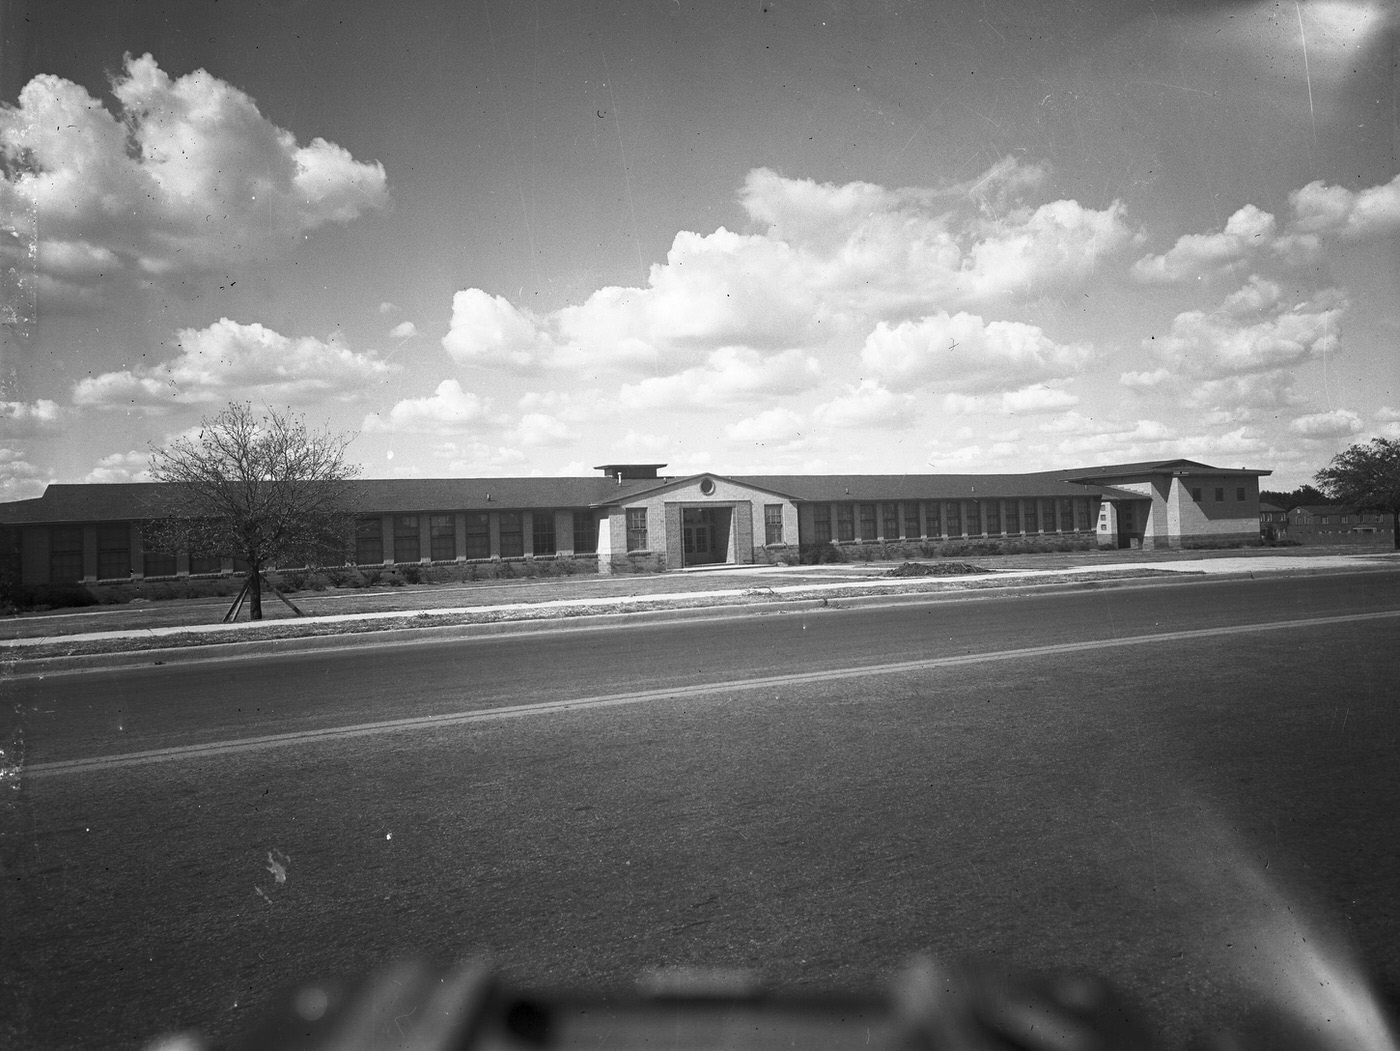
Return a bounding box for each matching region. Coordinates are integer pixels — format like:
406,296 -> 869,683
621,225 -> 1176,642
142,532 -> 177,578
1005,500 -> 1020,534
944,501 -> 962,536
97,523 -> 131,579
1044,499 -> 1059,532
1236,487 -> 1245,501
466,512 -> 490,559
51,525 -> 84,583
903,503 -> 920,539
1059,499 -> 1074,532
190,553 -> 223,575
393,515 -> 420,563
499,512 -> 524,557
859,503 -> 877,540
1075,499 -> 1091,531
811,504 -> 832,543
985,501 -> 1001,535
1024,499 -> 1038,533
836,504 -> 855,542
764,504 -> 784,545
626,508 -> 648,551
925,501 -> 942,537
572,511 -> 597,554
429,514 -> 456,561
532,511 -> 556,556
356,517 -> 383,564
882,504 -> 899,539
1215,487 -> 1225,501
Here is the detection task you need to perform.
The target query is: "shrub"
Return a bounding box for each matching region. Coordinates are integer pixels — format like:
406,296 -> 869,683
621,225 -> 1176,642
398,563 -> 422,584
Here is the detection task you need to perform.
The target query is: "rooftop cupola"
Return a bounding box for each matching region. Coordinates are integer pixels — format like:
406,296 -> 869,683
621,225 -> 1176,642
594,463 -> 667,481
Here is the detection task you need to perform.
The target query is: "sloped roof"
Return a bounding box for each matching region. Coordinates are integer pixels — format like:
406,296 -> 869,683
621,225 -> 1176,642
731,472 -> 1140,502
1060,459 -> 1271,479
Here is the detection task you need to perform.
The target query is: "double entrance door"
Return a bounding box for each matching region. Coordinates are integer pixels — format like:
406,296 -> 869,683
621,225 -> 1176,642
682,507 -> 731,566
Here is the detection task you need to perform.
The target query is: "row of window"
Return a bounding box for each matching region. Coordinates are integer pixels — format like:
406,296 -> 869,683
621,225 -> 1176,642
808,498 -> 1093,544
354,511 -> 598,565
48,524 -> 223,584
1191,486 -> 1248,502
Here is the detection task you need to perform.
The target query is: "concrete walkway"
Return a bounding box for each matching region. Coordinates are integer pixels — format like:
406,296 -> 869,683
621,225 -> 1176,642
4,552 -> 1396,661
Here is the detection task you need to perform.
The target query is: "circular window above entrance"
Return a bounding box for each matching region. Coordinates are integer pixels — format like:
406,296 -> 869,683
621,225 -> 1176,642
699,478 -> 716,495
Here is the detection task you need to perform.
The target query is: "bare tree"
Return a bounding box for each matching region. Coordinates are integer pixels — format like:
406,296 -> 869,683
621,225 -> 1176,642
1314,436 -> 1400,551
146,403 -> 361,620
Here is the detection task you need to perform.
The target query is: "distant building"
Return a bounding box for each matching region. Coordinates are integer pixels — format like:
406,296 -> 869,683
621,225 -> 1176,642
1286,504 -> 1395,544
1259,501 -> 1289,541
0,457 -> 1270,586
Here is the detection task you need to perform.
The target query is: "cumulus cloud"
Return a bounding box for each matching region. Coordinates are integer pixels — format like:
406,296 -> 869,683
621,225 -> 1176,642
72,317 -> 396,412
725,407 -> 807,444
0,53 -> 387,306
1131,204 -> 1277,283
0,398 -> 62,437
85,450 -> 152,483
1150,278 -> 1344,380
942,386 -> 1080,415
1288,171 -> 1400,240
813,380 -> 917,429
861,311 -> 1092,394
1287,408 -> 1364,438
362,379 -> 502,435
440,160 -> 1131,383
388,321 -> 418,339
0,447 -> 47,499
618,347 -> 821,411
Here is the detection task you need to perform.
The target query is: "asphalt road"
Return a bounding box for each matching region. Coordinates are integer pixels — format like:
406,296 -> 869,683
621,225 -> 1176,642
5,571 -> 1400,1049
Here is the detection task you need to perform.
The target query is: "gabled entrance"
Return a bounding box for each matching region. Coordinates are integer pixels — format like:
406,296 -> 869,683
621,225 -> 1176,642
682,506 -> 732,566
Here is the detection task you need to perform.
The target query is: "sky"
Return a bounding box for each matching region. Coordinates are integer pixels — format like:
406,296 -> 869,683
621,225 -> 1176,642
1,0 -> 1396,497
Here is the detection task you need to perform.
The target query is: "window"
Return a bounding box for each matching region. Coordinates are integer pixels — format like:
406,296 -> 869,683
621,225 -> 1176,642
1191,488 -> 1202,501
1215,487 -> 1225,502
925,501 -> 942,537
1236,487 -> 1246,501
985,501 -> 1001,535
572,511 -> 597,555
811,504 -> 832,543
1045,499 -> 1060,532
356,517 -> 383,564
1023,499 -> 1038,533
466,512 -> 490,559
429,514 -> 456,561
499,512 -> 524,557
764,504 -> 784,545
189,553 -> 223,575
1076,498 -> 1091,531
881,504 -> 898,540
51,525 -> 84,583
97,523 -> 131,579
626,508 -> 648,551
143,542 -> 177,578
1059,499 -> 1074,532
859,503 -> 877,540
903,502 -> 920,539
393,515 -> 420,563
532,511 -> 556,556
836,504 -> 855,542
945,501 -> 962,536
1005,500 -> 1020,534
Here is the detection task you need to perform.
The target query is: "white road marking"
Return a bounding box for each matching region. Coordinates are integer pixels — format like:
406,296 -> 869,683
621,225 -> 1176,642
25,609 -> 1400,779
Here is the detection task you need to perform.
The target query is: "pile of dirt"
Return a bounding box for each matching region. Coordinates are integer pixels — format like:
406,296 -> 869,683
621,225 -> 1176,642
885,561 -> 993,577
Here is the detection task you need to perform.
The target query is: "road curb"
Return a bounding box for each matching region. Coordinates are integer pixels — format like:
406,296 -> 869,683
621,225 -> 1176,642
10,563 -> 1393,676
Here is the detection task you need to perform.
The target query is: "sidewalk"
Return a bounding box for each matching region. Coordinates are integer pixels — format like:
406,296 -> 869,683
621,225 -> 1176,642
4,550 -> 1397,667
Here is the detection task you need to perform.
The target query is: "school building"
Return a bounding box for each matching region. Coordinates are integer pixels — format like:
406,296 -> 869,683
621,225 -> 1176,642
0,457 -> 1270,586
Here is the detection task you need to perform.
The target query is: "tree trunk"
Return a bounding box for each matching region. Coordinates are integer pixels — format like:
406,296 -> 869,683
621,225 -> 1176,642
248,567 -> 264,621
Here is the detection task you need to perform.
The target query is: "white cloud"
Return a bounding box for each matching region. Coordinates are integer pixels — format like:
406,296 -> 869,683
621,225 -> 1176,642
1149,279 -> 1344,380
388,321 -> 418,339
861,311 -> 1092,394
513,412 -> 573,447
85,450 -> 152,483
942,386 -> 1079,415
362,379 -> 501,435
1374,406 -> 1400,423
1288,172 -> 1400,240
0,54 -> 387,307
1287,408 -> 1364,438
72,318 -> 396,412
1130,204 -> 1276,283
813,380 -> 917,429
0,398 -> 62,437
618,347 -> 821,411
442,289 -> 552,371
0,447 -> 47,499
725,407 -> 807,444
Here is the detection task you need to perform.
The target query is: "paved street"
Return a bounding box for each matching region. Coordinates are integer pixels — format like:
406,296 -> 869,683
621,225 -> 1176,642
5,572 -> 1400,1049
